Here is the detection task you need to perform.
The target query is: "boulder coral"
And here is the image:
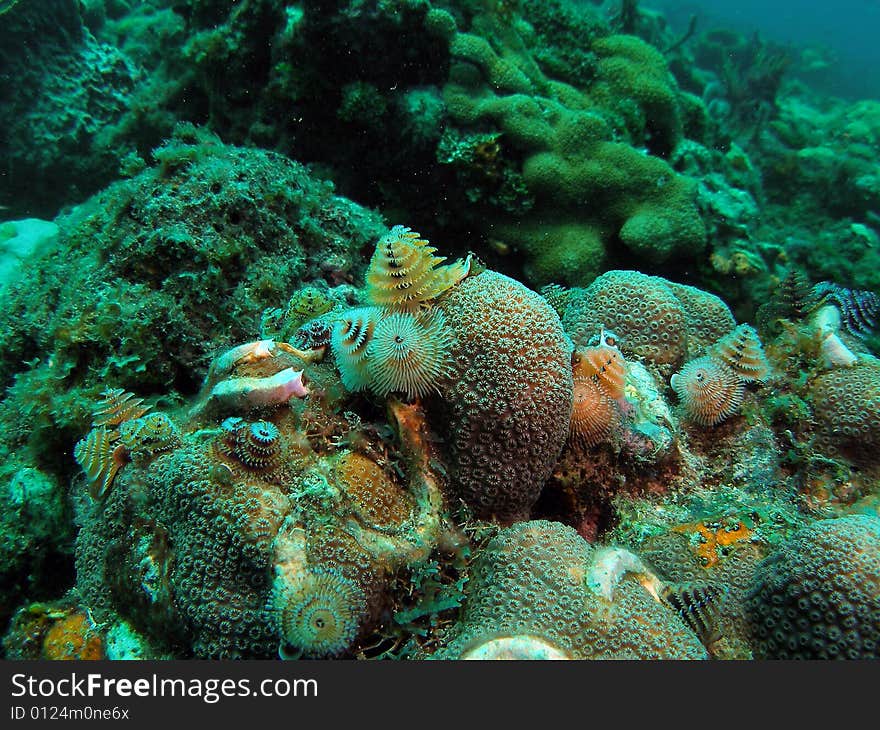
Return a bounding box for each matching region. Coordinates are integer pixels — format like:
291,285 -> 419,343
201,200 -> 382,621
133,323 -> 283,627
428,270 -> 573,521
746,515 -> 880,659
432,521 -> 707,659
807,362 -> 880,467
561,270 -> 736,371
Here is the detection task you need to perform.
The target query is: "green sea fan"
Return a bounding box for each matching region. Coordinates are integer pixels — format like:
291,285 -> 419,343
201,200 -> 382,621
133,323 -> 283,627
366,310 -> 454,398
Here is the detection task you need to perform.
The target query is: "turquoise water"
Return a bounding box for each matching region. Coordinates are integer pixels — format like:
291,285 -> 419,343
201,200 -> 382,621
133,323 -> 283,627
649,0 -> 880,98
0,0 -> 878,661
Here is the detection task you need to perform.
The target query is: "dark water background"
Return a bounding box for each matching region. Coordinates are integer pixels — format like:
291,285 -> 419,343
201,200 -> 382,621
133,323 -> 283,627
642,0 -> 880,99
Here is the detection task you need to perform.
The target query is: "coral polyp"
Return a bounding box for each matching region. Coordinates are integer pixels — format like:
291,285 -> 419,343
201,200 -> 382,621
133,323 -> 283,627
271,568 -> 368,658
670,356 -> 745,425
365,310 -> 454,398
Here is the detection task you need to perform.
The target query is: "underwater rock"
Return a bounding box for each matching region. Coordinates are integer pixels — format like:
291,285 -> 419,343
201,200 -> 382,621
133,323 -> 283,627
0,0 -> 142,217
0,219 -> 59,294
0,124 -> 384,480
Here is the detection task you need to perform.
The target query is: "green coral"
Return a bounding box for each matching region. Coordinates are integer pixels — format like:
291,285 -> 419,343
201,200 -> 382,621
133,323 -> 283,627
442,20 -> 705,286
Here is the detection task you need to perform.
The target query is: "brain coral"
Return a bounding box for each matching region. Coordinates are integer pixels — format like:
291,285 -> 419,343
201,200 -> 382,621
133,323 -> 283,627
561,271 -> 736,370
807,362 -> 880,467
434,520 -> 707,659
427,270 -> 573,521
746,516 -> 880,659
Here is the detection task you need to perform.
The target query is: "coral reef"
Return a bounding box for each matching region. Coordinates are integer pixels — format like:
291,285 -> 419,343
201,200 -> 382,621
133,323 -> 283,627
3,0 -> 880,666
746,515 -> 880,659
0,0 -> 143,217
560,270 -> 736,371
641,526 -> 765,660
433,521 -> 707,659
71,332 -> 460,658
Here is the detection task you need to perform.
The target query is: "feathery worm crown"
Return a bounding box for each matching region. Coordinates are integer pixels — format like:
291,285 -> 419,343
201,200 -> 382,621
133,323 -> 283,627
365,225 -> 470,311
